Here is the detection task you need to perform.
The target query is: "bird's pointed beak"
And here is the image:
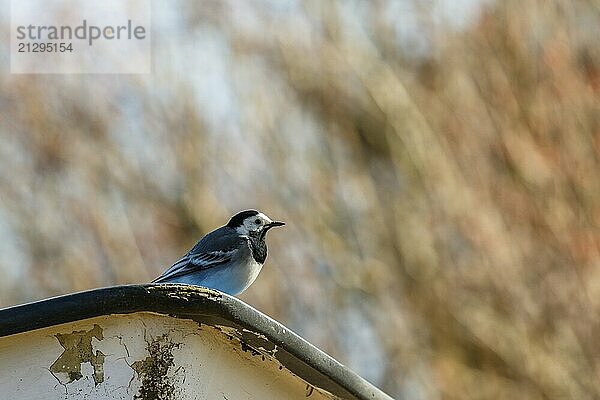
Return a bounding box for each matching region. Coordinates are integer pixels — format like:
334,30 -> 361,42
267,221 -> 285,229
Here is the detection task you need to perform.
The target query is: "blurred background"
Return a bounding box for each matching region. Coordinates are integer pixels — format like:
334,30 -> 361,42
2,0 -> 600,398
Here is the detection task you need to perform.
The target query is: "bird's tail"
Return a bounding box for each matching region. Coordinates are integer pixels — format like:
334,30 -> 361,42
150,255 -> 190,283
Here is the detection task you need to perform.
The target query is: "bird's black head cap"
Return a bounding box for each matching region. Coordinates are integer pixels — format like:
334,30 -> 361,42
227,210 -> 259,228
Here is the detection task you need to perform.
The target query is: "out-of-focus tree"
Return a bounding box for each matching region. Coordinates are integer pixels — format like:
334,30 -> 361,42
1,1 -> 600,398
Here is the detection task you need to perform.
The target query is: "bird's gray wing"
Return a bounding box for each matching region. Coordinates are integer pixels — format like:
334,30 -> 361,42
152,227 -> 246,283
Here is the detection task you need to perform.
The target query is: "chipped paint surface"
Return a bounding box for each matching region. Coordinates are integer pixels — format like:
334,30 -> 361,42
218,325 -> 279,357
131,334 -> 181,400
49,324 -> 105,385
0,312 -> 339,400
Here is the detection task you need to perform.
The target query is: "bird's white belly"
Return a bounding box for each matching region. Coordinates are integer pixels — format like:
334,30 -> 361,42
237,259 -> 263,293
189,258 -> 263,295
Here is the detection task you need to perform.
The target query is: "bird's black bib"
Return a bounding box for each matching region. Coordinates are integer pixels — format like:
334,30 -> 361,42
248,231 -> 268,264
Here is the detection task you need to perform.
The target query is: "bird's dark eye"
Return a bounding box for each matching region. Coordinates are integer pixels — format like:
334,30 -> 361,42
255,219 -> 262,225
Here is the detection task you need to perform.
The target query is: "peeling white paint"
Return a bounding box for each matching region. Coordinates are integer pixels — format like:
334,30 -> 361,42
241,328 -> 269,341
216,325 -> 278,353
0,312 -> 338,400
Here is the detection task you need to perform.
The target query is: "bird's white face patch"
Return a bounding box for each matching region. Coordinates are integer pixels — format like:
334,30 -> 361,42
236,212 -> 273,235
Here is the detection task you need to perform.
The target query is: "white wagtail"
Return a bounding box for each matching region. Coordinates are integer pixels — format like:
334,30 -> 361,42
152,210 -> 284,295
